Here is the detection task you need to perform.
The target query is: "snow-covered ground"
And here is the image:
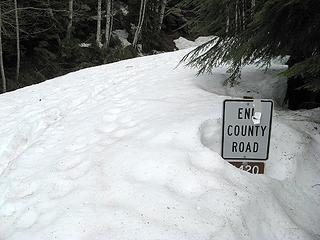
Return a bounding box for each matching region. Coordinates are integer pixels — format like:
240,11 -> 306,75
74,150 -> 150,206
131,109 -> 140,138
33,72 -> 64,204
174,36 -> 215,50
0,43 -> 319,240
113,29 -> 131,48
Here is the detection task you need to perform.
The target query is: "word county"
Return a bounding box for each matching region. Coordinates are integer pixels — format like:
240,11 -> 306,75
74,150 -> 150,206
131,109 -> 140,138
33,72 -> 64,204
226,107 -> 268,153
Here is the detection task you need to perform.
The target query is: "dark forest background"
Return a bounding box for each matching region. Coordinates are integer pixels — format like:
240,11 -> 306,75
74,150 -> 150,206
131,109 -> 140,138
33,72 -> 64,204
0,0 -> 197,92
0,0 -> 319,110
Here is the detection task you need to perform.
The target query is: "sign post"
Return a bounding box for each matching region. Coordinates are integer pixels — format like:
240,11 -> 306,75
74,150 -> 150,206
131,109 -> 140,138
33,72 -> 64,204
222,99 -> 273,174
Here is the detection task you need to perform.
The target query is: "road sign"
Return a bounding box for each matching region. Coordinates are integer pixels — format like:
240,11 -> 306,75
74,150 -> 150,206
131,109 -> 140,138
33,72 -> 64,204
228,161 -> 265,174
222,99 -> 273,161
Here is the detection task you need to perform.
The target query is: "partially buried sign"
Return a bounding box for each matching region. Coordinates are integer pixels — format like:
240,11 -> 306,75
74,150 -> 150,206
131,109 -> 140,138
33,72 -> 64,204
222,99 -> 273,160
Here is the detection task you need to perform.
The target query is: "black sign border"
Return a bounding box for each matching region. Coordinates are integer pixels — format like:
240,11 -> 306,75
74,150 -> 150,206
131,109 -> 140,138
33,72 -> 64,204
221,99 -> 273,161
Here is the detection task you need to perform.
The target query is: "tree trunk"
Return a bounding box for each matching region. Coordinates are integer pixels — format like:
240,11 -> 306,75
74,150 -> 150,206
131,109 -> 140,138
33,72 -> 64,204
251,0 -> 255,8
158,0 -> 167,31
235,0 -> 238,31
14,0 -> 20,83
96,0 -> 102,47
47,0 -> 61,46
226,5 -> 230,33
251,0 -> 255,18
242,0 -> 245,30
105,0 -> 113,48
0,6 -> 6,93
66,0 -> 74,40
133,0 -> 147,48
110,0 -> 113,44
285,54 -> 307,110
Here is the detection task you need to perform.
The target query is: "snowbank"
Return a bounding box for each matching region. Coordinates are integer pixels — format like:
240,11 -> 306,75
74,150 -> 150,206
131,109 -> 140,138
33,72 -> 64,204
0,47 -> 319,240
113,29 -> 131,47
174,36 -> 215,50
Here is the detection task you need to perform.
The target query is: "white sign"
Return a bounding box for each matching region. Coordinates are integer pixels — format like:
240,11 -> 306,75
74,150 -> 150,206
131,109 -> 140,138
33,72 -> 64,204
222,99 -> 273,160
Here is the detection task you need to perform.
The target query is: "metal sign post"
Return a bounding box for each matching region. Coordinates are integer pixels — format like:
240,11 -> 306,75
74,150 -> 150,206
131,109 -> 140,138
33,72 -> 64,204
222,99 -> 273,174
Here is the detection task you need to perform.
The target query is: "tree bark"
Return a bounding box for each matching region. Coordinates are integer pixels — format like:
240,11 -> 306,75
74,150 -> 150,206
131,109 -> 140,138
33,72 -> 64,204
158,0 -> 167,31
285,54 -> 306,110
110,0 -> 113,44
133,0 -> 147,48
251,0 -> 255,18
47,0 -> 61,46
251,0 -> 255,8
105,0 -> 112,48
0,6 -> 6,93
242,0 -> 246,30
14,0 -> 20,83
235,0 -> 238,31
66,0 -> 73,40
96,0 -> 102,47
226,5 -> 230,33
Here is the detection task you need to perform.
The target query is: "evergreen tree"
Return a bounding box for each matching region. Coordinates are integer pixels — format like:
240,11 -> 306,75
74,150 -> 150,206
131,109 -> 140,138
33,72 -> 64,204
183,0 -> 320,109
0,0 -> 185,92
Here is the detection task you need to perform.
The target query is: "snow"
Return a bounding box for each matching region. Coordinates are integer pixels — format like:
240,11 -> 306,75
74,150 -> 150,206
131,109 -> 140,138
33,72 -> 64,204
0,43 -> 320,240
174,36 -> 215,50
79,43 -> 92,48
113,29 -> 131,47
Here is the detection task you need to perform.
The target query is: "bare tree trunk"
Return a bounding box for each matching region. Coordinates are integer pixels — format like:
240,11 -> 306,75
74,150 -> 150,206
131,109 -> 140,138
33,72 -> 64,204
158,0 -> 167,31
242,0 -> 245,30
110,0 -> 113,43
226,5 -> 230,33
105,0 -> 113,48
47,0 -> 54,18
251,0 -> 255,8
66,0 -> 74,40
96,0 -> 102,47
251,0 -> 255,18
14,0 -> 20,83
47,0 -> 61,46
0,6 -> 6,93
133,0 -> 147,48
235,0 -> 238,31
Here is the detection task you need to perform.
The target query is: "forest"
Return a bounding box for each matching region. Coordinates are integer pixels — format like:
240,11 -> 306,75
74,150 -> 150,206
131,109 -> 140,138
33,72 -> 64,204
0,0 -> 190,92
0,0 -> 319,109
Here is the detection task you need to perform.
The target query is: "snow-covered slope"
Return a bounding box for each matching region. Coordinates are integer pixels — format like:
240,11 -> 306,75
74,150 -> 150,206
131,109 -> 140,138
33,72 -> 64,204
0,48 -> 319,240
174,36 -> 214,50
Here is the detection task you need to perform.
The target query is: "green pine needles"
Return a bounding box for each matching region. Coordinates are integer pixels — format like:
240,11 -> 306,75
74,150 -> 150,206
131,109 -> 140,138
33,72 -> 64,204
182,0 -> 320,87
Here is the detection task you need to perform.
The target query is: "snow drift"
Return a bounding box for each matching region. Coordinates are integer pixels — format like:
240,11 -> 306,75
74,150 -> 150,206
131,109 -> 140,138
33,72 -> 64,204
0,45 -> 319,240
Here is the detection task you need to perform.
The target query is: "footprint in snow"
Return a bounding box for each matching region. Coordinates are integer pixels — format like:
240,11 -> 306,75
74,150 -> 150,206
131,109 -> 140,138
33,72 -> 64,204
64,136 -> 89,152
102,114 -> 118,122
16,207 -> 38,229
107,108 -> 122,114
64,160 -> 92,180
56,154 -> 85,171
47,179 -> 77,199
98,123 -> 118,134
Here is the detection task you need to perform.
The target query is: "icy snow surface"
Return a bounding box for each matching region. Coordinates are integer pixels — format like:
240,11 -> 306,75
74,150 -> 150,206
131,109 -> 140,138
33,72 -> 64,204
0,46 -> 320,240
174,36 -> 214,50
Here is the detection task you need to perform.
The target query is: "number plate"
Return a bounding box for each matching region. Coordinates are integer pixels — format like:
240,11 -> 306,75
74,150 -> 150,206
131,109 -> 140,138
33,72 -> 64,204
228,161 -> 265,174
